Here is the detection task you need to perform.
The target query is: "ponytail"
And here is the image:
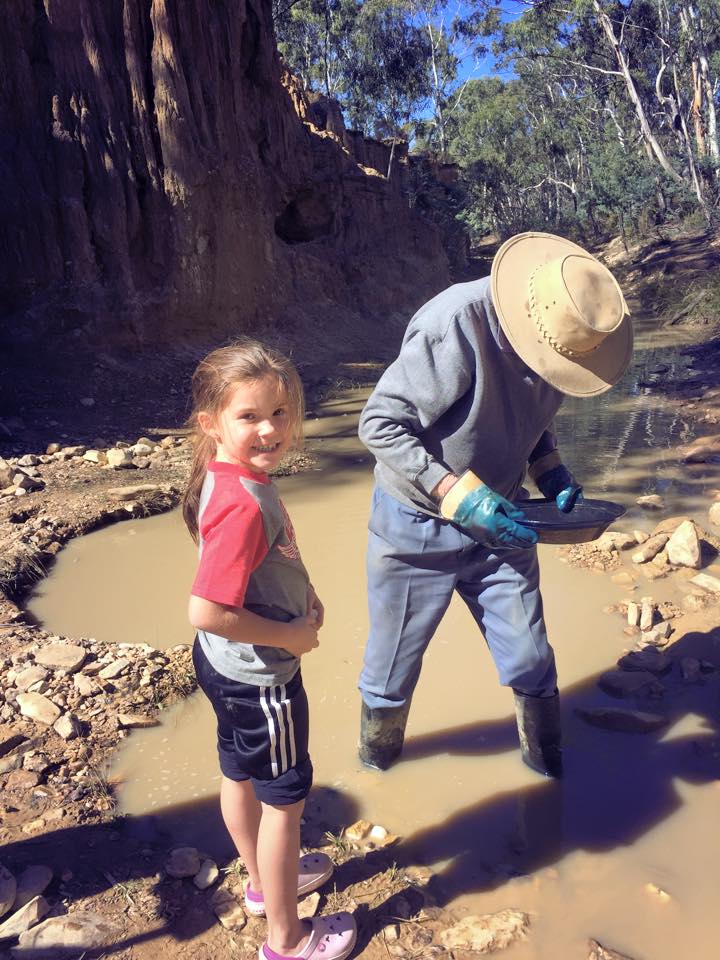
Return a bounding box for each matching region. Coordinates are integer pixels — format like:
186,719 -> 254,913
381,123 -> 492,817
182,432 -> 216,543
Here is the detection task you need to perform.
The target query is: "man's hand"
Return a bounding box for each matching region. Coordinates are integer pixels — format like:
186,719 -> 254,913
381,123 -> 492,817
283,615 -> 320,657
306,585 -> 325,628
535,464 -> 583,514
440,472 -> 538,550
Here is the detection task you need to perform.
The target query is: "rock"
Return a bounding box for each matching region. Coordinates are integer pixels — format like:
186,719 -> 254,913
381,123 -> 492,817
82,450 -> 107,464
13,667 -> 49,693
107,484 -> 161,501
651,515 -> 692,536
193,859 -> 219,890
117,713 -> 159,729
596,532 -> 635,551
210,889 -> 247,931
439,909 -> 530,953
681,434 -> 720,463
633,530 -> 649,544
34,644 -> 86,674
680,657 -> 702,683
645,882 -> 671,902
0,897 -> 49,943
53,714 -> 82,741
575,707 -> 669,733
60,445 -> 86,458
73,674 -> 99,696
17,455 -> 40,467
165,847 -> 201,879
16,694 -> 61,726
639,598 -> 655,631
0,865 -> 17,920
105,449 -> 134,469
691,572 -> 720,594
5,769 -> 41,791
626,602 -> 639,627
632,535 -> 668,564
0,734 -> 27,760
611,571 -> 636,586
598,670 -> 661,698
709,502 -> 720,527
345,819 -> 373,843
587,939 -> 636,960
297,891 -> 321,919
665,520 -> 701,568
617,649 -> 672,674
11,911 -> 121,957
98,659 -> 130,680
636,495 -> 664,510
636,622 -> 672,648
12,868 -> 53,911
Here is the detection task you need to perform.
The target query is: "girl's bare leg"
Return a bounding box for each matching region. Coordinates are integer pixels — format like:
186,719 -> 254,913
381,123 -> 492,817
258,798 -> 309,955
220,776 -> 262,891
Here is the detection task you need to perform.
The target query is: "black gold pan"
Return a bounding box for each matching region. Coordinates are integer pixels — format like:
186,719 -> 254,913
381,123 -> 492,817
514,497 -> 626,545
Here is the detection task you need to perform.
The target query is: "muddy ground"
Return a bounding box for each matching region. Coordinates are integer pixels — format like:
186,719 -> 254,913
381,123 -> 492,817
1,230 -> 720,959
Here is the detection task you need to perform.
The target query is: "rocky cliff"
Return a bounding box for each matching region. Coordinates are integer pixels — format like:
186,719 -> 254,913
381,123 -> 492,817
0,0 -> 449,369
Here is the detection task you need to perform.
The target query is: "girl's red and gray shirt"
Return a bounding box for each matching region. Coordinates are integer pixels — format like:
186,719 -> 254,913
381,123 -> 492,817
191,461 -> 309,685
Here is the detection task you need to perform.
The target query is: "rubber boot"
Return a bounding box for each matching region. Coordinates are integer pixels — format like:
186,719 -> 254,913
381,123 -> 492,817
358,701 -> 411,771
513,689 -> 563,778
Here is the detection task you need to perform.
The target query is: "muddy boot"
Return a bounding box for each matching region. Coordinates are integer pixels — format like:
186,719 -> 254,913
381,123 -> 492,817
513,689 -> 563,778
358,701 -> 411,771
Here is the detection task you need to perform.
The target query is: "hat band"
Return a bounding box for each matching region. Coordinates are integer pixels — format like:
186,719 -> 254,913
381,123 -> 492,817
528,266 -> 600,358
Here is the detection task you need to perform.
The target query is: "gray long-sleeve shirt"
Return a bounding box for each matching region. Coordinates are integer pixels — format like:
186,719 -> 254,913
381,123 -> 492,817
358,276 -> 564,515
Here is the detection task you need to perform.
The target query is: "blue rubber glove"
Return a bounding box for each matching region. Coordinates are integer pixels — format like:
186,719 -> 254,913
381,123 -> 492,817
443,477 -> 539,550
536,464 -> 583,514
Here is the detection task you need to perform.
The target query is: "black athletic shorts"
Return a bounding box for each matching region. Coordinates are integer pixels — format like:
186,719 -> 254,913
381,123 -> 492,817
192,637 -> 313,805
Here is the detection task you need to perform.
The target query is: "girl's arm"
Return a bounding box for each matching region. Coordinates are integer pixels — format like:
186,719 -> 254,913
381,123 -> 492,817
188,595 -> 319,658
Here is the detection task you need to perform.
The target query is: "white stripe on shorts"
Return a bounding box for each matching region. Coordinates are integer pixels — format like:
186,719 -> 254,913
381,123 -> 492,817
259,686 -> 279,778
271,684 -> 289,776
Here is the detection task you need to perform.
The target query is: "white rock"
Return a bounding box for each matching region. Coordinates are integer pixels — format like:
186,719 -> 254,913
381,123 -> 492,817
107,484 -> 160,501
587,939 -> 635,960
98,659 -> 130,680
709,501 -> 720,527
639,599 -> 655,631
117,713 -> 159,729
439,909 -> 530,953
636,495 -> 664,510
632,535 -> 669,564
34,644 -> 86,674
82,450 -> 107,464
691,572 -> 720,594
297,891 -> 321,919
210,888 -> 247,930
0,896 -> 49,942
14,666 -> 49,692
11,911 -> 121,957
665,520 -> 701,569
16,694 -> 61,726
626,602 -> 640,627
193,859 -> 219,890
53,714 -> 81,741
106,449 -> 134,469
73,674 -> 98,697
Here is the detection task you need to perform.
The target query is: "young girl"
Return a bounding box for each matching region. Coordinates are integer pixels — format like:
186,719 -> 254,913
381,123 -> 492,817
183,340 -> 357,960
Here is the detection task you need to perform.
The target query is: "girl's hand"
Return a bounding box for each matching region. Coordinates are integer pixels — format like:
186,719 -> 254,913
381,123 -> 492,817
284,615 -> 320,657
306,585 -> 325,628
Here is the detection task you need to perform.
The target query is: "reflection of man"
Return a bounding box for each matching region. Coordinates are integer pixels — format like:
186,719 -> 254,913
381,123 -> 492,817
357,232 -> 632,777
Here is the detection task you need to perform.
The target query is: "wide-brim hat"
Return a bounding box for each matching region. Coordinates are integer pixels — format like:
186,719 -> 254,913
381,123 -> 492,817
491,232 -> 633,397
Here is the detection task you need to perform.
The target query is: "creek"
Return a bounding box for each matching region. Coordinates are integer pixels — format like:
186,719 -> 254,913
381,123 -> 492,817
28,317 -> 720,959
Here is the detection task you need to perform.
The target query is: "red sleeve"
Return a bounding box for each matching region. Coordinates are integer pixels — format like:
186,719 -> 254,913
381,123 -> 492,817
191,488 -> 268,608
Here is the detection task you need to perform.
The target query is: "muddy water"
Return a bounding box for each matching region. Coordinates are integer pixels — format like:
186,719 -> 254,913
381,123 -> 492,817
28,328 -> 720,959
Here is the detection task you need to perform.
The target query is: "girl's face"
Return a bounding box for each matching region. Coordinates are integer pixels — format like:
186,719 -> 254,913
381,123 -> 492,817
200,377 -> 292,474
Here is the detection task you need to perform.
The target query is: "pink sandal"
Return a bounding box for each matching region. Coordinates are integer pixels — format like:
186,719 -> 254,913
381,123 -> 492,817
258,912 -> 357,960
245,852 -> 335,917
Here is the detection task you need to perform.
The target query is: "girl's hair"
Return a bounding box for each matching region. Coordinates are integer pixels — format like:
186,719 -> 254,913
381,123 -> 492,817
182,339 -> 305,542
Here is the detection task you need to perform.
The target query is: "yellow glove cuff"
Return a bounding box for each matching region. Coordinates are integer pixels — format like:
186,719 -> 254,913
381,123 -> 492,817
439,470 -> 485,520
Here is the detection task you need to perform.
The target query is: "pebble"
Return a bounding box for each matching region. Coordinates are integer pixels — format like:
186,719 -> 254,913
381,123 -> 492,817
192,859 -> 219,890
16,694 -> 61,726
33,644 -> 86,674
439,909 -> 530,953
632,535 -> 668,564
210,888 -> 247,931
636,495 -> 664,510
587,938 -> 636,960
164,847 -> 201,879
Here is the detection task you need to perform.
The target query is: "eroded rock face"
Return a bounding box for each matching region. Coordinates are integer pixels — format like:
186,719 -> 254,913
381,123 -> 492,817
0,1 -> 448,357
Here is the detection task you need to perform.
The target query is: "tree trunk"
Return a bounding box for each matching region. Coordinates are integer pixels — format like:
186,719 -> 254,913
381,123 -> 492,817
592,1 -> 682,183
